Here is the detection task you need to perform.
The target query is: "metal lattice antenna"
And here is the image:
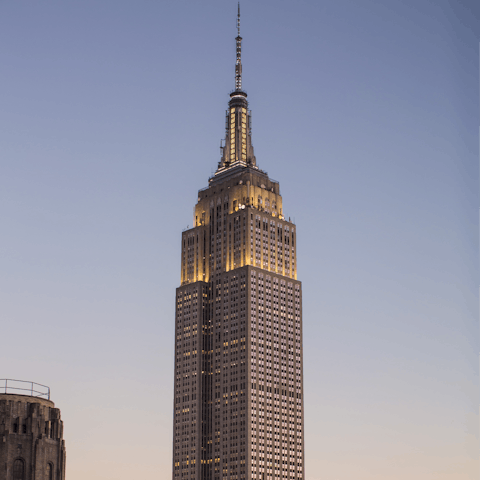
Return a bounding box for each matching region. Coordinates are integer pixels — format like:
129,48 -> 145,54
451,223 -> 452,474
237,2 -> 241,36
235,3 -> 242,91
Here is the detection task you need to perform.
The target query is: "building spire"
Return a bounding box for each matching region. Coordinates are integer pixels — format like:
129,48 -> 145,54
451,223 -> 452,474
235,2 -> 242,91
237,2 -> 241,36
217,3 -> 256,172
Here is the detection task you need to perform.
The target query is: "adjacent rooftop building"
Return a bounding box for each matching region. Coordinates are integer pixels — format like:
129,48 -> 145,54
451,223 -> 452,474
0,379 -> 66,480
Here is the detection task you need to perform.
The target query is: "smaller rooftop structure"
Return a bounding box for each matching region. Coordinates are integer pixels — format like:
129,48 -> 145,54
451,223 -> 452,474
0,379 -> 66,479
0,378 -> 50,400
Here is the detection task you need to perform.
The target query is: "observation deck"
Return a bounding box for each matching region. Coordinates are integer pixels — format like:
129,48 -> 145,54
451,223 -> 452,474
1,378 -> 51,400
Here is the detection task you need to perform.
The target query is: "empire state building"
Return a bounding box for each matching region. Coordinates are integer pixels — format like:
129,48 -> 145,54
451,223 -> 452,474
172,7 -> 304,480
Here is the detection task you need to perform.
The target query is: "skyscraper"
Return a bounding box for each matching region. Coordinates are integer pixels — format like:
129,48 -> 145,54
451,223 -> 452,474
172,7 -> 304,480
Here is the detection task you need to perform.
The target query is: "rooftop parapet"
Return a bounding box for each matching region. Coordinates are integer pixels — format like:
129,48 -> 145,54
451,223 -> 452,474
0,378 -> 50,400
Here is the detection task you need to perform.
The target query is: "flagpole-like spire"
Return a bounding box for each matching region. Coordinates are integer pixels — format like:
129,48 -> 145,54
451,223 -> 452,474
217,3 -> 256,171
235,2 -> 242,91
237,2 -> 241,35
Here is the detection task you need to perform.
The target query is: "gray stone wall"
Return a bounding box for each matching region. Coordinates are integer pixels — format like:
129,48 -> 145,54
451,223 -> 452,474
0,394 -> 66,480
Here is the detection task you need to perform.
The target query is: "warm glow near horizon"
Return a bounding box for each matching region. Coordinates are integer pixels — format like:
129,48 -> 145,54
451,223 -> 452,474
0,1 -> 477,479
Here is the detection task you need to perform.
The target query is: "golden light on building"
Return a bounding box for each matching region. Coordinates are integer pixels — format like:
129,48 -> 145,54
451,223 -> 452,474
172,5 -> 304,480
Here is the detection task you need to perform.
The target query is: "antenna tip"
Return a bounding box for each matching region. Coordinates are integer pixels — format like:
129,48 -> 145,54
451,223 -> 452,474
237,3 -> 241,35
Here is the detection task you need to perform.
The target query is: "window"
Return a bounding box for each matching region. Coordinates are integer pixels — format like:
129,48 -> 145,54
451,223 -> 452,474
13,459 -> 25,480
46,463 -> 54,480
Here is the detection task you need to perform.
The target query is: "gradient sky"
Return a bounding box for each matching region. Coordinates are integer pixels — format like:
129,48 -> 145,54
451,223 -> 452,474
0,1 -> 478,479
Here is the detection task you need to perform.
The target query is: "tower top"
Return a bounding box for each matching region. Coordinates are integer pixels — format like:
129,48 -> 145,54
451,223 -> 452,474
235,2 -> 243,92
217,4 -> 256,172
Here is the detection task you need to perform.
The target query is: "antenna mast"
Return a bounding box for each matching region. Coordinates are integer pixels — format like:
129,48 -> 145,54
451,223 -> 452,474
235,3 -> 242,91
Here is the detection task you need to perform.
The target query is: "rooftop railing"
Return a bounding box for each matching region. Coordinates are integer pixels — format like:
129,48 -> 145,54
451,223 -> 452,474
0,379 -> 50,400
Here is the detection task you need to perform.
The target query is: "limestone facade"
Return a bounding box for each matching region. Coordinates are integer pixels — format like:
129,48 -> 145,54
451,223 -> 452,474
0,394 -> 66,480
173,9 -> 304,480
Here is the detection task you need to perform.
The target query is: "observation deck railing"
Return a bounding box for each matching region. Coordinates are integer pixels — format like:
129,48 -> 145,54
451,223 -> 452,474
0,379 -> 50,400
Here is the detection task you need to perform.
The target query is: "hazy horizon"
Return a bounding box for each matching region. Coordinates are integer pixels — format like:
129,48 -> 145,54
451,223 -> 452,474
1,1 -> 478,479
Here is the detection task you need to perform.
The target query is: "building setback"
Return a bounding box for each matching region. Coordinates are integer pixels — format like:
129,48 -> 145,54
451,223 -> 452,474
172,7 -> 304,480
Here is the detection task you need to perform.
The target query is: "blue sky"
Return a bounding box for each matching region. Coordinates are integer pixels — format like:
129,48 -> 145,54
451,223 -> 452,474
0,1 -> 478,479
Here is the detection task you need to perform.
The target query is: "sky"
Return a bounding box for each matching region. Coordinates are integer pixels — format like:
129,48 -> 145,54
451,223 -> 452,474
0,1 -> 478,479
